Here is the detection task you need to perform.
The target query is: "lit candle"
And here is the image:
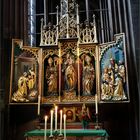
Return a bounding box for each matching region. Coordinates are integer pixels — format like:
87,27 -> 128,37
50,110 -> 54,136
55,106 -> 58,131
44,116 -> 48,140
95,94 -> 98,114
63,114 -> 66,140
60,110 -> 63,135
37,95 -> 41,115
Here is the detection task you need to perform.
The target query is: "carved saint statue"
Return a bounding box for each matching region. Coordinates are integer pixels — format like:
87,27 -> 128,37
82,55 -> 95,95
12,72 -> 29,102
63,53 -> 77,91
28,68 -> 36,89
12,67 -> 37,102
101,67 -> 113,100
101,58 -> 127,100
46,57 -> 58,95
112,61 -> 127,100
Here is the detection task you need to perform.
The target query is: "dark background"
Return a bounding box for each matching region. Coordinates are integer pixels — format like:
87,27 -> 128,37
0,0 -> 139,140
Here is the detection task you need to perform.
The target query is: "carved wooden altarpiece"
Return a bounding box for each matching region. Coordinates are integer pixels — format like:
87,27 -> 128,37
9,0 -> 129,106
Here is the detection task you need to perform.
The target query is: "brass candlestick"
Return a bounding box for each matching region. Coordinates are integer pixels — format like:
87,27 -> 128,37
36,115 -> 41,130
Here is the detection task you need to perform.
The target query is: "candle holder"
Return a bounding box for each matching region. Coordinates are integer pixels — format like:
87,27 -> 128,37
36,115 -> 41,130
95,113 -> 100,130
48,130 -> 64,140
43,105 -> 66,140
58,133 -> 63,137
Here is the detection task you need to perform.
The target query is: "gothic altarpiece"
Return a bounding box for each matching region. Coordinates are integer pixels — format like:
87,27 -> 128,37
9,34 -> 129,104
9,1 -> 129,139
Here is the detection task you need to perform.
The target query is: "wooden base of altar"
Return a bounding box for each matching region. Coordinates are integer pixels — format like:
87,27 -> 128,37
24,129 -> 109,140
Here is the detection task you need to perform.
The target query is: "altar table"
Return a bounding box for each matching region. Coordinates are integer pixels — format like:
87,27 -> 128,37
25,129 -> 109,140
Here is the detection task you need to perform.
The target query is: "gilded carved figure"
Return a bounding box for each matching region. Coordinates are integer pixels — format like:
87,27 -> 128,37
101,58 -> 127,100
12,67 -> 37,102
46,57 -> 58,95
63,53 -> 77,91
101,68 -> 110,96
12,72 -> 29,102
113,61 -> 127,100
28,68 -> 36,89
82,55 -> 95,96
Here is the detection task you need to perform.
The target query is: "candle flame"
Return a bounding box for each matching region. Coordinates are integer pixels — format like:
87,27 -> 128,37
45,115 -> 48,120
63,114 -> 66,118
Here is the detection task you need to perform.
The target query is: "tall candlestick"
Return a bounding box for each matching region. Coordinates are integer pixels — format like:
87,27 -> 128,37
37,95 -> 41,115
95,94 -> 98,114
63,114 -> 66,140
44,116 -> 48,140
50,110 -> 54,136
55,106 -> 58,131
60,110 -> 63,135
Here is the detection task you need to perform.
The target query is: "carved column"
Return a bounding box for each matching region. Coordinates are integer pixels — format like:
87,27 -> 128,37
24,0 -> 28,45
85,0 -> 89,23
28,0 -> 36,46
107,0 -> 113,40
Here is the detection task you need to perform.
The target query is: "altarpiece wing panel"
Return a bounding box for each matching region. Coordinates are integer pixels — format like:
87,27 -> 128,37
99,33 -> 129,102
9,39 -> 41,104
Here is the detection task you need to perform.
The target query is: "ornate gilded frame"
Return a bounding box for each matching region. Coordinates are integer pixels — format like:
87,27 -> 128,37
41,39 -> 99,104
10,33 -> 129,105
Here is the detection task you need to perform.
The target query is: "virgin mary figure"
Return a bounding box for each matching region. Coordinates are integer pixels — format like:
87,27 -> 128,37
82,55 -> 95,95
64,53 -> 77,91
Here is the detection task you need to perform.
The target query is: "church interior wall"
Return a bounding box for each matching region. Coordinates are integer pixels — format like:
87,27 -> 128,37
0,0 -> 139,140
